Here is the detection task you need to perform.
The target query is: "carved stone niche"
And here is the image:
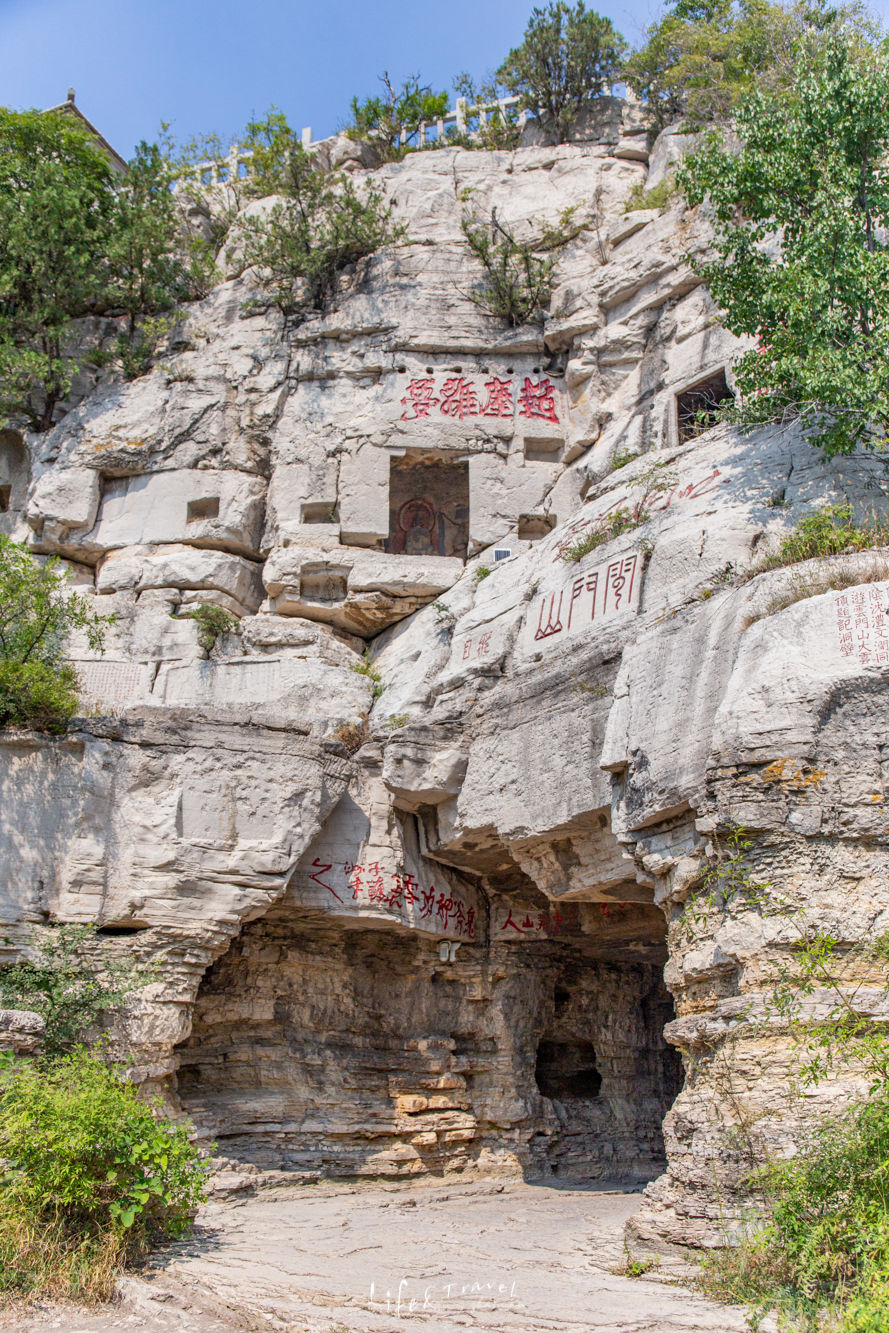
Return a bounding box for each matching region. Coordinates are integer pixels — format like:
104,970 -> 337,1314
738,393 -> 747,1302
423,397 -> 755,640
386,450 -> 469,560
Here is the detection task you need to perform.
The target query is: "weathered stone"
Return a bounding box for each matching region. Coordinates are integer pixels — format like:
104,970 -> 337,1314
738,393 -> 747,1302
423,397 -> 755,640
4,129 -> 888,1271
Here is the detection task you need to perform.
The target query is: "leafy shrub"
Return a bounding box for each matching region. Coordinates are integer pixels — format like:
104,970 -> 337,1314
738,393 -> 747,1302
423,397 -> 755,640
0,535 -> 113,733
623,178 -> 674,214
562,507 -> 645,561
704,1091 -> 889,1331
0,660 -> 79,733
461,205 -> 584,326
562,461 -> 677,561
624,0 -> 798,136
0,1049 -> 208,1300
238,122 -> 401,319
351,647 -> 385,699
678,27 -> 889,457
450,75 -> 522,150
0,924 -> 150,1056
175,602 -> 239,653
496,1 -> 626,144
347,73 -> 449,163
0,110 -> 214,431
757,505 -> 889,573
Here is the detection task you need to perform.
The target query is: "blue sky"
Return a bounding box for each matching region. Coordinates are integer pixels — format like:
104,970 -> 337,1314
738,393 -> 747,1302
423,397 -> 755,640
2,0 -> 889,161
0,0 -> 687,158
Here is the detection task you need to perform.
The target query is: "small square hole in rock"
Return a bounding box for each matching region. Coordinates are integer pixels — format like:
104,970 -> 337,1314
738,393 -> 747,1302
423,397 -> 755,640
0,485 -> 10,514
187,496 -> 220,522
517,513 -> 555,542
676,370 -> 733,443
301,502 -> 340,524
524,437 -> 564,462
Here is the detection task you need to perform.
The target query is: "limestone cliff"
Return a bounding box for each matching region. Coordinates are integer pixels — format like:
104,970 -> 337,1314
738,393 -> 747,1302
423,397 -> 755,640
3,110 -> 887,1253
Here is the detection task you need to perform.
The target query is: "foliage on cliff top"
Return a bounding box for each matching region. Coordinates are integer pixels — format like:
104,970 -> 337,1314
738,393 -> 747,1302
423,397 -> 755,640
624,0 -> 801,134
236,112 -> 402,319
0,536 -> 112,732
496,1 -> 626,143
347,72 -> 449,163
0,1049 -> 208,1301
0,108 -> 214,432
679,25 -> 889,457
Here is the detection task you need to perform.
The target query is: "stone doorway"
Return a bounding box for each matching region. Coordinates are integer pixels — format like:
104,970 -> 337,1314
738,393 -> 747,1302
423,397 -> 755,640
174,899 -> 681,1185
386,451 -> 469,559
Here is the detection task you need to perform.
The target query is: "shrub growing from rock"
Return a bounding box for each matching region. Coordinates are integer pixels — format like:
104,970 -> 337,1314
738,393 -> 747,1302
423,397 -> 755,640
0,1049 -> 208,1300
0,536 -> 112,733
238,114 -> 401,319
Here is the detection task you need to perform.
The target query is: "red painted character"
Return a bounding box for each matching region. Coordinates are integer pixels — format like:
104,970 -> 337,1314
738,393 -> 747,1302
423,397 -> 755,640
419,886 -> 436,918
465,906 -> 476,939
395,872 -> 419,906
344,861 -> 366,899
517,377 -> 559,423
401,378 -> 439,420
436,892 -> 455,926
439,377 -> 480,419
364,861 -> 386,903
476,632 -> 492,657
480,377 -> 514,417
501,909 -> 527,933
308,857 -> 343,904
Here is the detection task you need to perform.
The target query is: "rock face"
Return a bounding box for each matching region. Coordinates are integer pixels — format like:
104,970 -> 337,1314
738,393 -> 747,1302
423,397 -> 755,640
3,115 -> 888,1250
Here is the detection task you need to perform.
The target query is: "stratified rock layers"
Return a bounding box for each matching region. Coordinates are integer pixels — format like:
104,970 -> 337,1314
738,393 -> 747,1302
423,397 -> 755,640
3,122 -> 888,1249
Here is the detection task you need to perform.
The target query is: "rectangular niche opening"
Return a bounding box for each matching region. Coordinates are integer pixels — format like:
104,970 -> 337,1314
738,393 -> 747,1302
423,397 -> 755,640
301,501 -> 340,524
299,568 -> 348,604
676,369 -> 734,443
0,485 -> 10,513
386,451 -> 469,559
517,513 -> 555,542
524,437 -> 564,463
187,496 -> 220,522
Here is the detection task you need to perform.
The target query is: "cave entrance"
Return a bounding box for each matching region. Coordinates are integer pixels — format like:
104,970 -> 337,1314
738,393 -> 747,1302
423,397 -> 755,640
174,891 -> 682,1187
676,369 -> 734,443
535,1039 -> 603,1100
386,451 -> 469,558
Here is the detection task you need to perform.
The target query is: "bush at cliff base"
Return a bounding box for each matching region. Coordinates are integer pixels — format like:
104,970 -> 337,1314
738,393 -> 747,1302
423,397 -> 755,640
704,1089 -> 889,1331
0,1049 -> 208,1301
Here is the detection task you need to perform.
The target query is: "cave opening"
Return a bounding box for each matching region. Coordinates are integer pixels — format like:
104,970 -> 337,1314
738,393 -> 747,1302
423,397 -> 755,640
175,903 -> 682,1188
535,1038 -> 603,1100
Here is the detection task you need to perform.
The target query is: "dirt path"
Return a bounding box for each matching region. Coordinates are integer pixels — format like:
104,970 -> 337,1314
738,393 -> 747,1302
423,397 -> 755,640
4,1180 -> 756,1333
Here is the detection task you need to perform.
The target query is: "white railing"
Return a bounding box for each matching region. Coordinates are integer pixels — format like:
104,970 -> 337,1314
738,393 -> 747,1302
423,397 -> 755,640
184,85 -> 631,185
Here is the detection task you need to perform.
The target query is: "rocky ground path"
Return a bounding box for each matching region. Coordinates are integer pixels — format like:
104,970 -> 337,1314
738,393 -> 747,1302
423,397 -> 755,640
3,1181 -> 756,1333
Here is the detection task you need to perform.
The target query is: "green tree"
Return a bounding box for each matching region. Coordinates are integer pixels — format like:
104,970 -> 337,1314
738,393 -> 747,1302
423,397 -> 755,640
106,140 -> 216,378
624,0 -> 796,134
678,29 -> 889,456
0,108 -> 217,429
239,116 -> 401,318
0,535 -> 111,731
0,108 -> 115,431
347,72 -> 449,163
461,205 -> 585,325
496,1 -> 626,144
